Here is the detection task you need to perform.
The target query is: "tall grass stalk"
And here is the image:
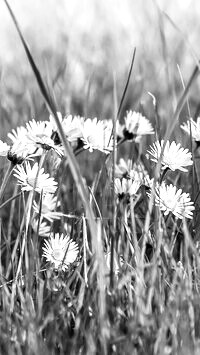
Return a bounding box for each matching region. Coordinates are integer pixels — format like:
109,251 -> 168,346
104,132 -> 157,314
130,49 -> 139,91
3,0 -> 97,240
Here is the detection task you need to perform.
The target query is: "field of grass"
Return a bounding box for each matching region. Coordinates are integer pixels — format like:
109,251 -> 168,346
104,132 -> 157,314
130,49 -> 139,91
1,1 -> 200,354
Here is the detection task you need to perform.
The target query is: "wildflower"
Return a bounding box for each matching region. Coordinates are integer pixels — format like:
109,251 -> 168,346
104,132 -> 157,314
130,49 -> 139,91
122,111 -> 154,141
181,117 -> 200,142
0,140 -> 10,156
13,162 -> 57,194
147,140 -> 193,172
114,177 -> 141,199
31,219 -> 51,237
7,126 -> 28,144
153,182 -> 194,219
26,119 -> 63,157
48,112 -> 63,132
63,115 -> 84,141
50,113 -> 84,143
80,118 -> 113,153
115,158 -> 150,185
33,193 -> 63,222
49,113 -> 84,149
7,140 -> 37,165
7,125 -> 38,164
42,233 -> 79,271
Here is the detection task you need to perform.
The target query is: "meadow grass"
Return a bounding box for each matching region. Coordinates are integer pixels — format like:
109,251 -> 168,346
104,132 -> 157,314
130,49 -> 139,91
1,1 -> 200,355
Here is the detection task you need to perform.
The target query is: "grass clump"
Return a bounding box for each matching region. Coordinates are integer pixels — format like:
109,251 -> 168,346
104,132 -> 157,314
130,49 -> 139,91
1,1 -> 200,355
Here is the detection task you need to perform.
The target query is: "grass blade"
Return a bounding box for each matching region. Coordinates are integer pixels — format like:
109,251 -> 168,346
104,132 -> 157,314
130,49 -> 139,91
117,48 -> 136,121
3,0 -> 97,238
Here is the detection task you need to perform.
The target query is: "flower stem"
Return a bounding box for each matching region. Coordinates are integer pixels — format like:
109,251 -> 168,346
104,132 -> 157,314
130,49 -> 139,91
0,162 -> 14,204
160,167 -> 169,184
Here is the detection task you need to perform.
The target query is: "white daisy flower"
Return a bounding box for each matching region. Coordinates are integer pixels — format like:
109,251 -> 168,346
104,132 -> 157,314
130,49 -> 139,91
80,117 -> 113,154
153,182 -> 194,219
26,119 -> 63,157
33,193 -> 63,222
7,139 -> 38,165
64,115 -> 85,142
29,135 -> 63,157
26,119 -> 52,138
114,177 -> 141,198
147,140 -> 193,172
31,219 -> 51,237
50,113 -> 83,143
13,162 -> 58,194
48,112 -> 63,132
7,126 -> 28,144
115,158 -> 150,186
0,140 -> 10,156
181,117 -> 200,142
122,111 -> 154,141
42,233 -> 79,271
103,119 -> 126,144
116,120 -> 125,140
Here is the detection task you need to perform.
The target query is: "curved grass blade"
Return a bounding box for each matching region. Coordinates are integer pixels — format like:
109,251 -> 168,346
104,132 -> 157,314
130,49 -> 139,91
3,0 -> 97,238
117,48 -> 136,121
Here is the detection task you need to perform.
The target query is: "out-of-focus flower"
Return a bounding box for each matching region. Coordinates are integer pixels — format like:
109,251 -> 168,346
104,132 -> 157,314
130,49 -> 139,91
147,140 -> 193,172
80,118 -> 113,153
120,111 -> 154,142
0,140 -> 10,156
13,162 -> 58,194
42,233 -> 79,271
33,193 -> 63,222
31,218 -> 51,237
152,182 -> 194,219
115,158 -> 150,186
114,177 -> 141,198
181,118 -> 200,142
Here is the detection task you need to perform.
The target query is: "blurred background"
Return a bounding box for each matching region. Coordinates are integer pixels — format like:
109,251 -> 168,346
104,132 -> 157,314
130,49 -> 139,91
0,0 -> 200,136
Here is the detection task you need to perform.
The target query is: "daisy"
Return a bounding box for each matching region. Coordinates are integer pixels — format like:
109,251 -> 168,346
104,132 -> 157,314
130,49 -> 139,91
7,125 -> 38,163
153,182 -> 194,219
50,113 -> 83,143
147,140 -> 193,172
115,158 -> 150,186
33,193 -> 63,222
7,140 -> 38,165
7,126 -> 28,144
122,111 -> 154,141
181,117 -> 200,142
26,119 -> 63,157
114,177 -> 141,198
13,162 -> 58,194
42,233 -> 79,271
80,117 -> 113,153
31,219 -> 51,237
48,112 -> 63,132
63,115 -> 85,142
102,119 -> 125,145
26,119 -> 52,138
